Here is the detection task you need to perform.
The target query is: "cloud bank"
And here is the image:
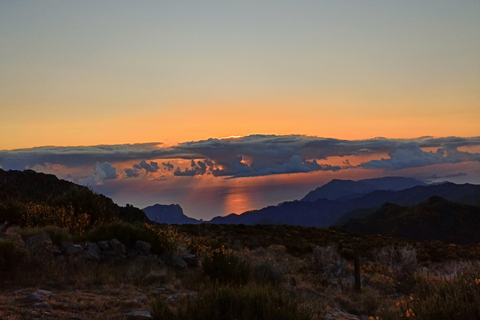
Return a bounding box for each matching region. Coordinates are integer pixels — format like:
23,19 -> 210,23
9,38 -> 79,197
1,135 -> 479,181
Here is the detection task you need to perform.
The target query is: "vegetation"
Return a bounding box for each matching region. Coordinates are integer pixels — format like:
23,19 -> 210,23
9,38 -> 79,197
1,169 -> 480,319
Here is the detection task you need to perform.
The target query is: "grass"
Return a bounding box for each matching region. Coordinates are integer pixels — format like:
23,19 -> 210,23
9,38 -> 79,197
1,222 -> 480,319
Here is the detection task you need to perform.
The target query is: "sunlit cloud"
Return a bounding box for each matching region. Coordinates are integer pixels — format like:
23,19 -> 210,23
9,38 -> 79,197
1,135 -> 479,180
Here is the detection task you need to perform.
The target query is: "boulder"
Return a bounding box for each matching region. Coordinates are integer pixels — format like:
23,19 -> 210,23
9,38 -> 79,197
60,241 -> 83,255
84,242 -> 101,261
98,241 -> 110,251
181,254 -> 199,268
109,238 -> 126,256
135,240 -> 151,255
25,233 -> 53,251
27,290 -> 54,301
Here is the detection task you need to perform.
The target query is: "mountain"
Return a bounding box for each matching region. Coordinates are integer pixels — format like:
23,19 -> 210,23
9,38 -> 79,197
341,197 -> 480,244
210,181 -> 480,227
142,204 -> 200,224
301,177 -> 426,202
0,169 -> 148,225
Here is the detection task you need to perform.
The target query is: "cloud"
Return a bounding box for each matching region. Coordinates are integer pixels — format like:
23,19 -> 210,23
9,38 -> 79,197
78,162 -> 118,186
362,144 -> 480,170
133,160 -> 160,173
424,172 -> 467,180
124,168 -> 140,178
174,160 -> 208,176
1,135 -> 479,178
162,162 -> 174,171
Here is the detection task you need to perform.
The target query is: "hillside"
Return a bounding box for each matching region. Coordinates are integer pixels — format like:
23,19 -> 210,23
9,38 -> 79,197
0,169 -> 148,229
342,196 -> 480,244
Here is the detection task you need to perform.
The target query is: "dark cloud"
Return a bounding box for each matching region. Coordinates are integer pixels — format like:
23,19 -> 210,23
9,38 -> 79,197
174,160 -> 208,176
133,160 -> 160,173
162,162 -> 174,171
124,168 -> 140,178
1,135 -> 479,178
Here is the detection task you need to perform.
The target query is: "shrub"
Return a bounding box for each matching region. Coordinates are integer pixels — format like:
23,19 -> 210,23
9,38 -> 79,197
18,225 -> 71,245
252,259 -> 285,286
373,245 -> 418,293
80,221 -> 182,255
310,245 -> 348,282
151,284 -> 311,320
0,239 -> 27,280
202,248 -> 251,285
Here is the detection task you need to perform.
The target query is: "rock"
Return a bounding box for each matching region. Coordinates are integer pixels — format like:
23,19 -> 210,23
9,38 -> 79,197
325,314 -> 335,320
25,233 -> 53,251
27,290 -> 55,301
61,241 -> 83,255
110,238 -> 126,256
84,242 -> 101,261
0,232 -> 24,246
34,301 -> 52,309
169,255 -> 187,269
181,254 -> 199,268
127,246 -> 139,258
135,240 -> 151,255
124,310 -> 152,319
98,241 -> 110,251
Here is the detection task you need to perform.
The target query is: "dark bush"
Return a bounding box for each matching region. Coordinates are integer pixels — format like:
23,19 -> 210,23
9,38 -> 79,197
151,283 -> 311,320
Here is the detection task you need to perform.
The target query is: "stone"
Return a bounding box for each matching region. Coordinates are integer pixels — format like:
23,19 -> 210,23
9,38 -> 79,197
169,255 -> 187,269
61,241 -> 83,255
325,313 -> 335,320
98,241 -> 110,250
27,290 -> 55,301
135,240 -> 152,255
84,242 -> 101,261
34,301 -> 52,309
181,254 -> 199,268
25,233 -> 53,251
109,238 -> 126,256
124,310 -> 152,319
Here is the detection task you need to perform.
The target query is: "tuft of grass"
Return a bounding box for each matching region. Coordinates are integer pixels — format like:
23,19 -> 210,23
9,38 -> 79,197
202,248 -> 251,285
151,283 -> 312,320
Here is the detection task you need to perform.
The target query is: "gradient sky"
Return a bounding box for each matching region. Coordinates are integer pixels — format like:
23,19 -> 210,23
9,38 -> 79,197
1,2 -> 480,219
1,1 -> 479,149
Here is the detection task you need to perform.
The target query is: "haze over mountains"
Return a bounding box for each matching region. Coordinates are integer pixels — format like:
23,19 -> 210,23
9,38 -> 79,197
143,176 -> 480,230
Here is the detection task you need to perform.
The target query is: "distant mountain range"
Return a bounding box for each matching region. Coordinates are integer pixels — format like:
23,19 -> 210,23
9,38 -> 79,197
301,177 -> 426,202
208,178 -> 480,227
342,196 -> 480,244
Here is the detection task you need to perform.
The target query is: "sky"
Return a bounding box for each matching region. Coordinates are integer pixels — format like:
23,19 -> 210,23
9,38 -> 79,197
1,1 -> 480,219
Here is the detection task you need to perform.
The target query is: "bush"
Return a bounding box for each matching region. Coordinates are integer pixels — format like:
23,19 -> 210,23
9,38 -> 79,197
202,248 -> 251,285
374,245 -> 418,292
18,225 -> 71,245
252,259 -> 285,286
80,221 -> 182,255
151,284 -> 311,320
0,239 -> 27,280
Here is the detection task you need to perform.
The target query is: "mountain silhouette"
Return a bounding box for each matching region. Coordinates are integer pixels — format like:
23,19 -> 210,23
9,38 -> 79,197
210,179 -> 480,227
142,204 -> 200,224
301,177 -> 426,202
341,196 -> 480,244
